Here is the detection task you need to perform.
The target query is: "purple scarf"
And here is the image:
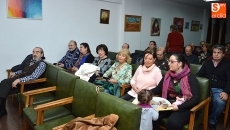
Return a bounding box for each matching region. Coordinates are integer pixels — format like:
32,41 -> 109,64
162,64 -> 192,100
138,103 -> 152,108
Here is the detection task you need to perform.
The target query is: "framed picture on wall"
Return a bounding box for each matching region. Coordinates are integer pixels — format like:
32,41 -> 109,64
7,0 -> 42,19
124,15 -> 142,32
185,22 -> 189,29
191,20 -> 200,31
100,9 -> 110,24
173,17 -> 184,32
150,17 -> 161,36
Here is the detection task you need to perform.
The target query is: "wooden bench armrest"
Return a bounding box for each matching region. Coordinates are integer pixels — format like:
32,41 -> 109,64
34,97 -> 73,125
188,97 -> 211,130
190,97 -> 211,113
120,84 -> 131,88
23,86 -> 56,107
19,78 -> 47,85
19,78 -> 47,93
6,69 -> 11,78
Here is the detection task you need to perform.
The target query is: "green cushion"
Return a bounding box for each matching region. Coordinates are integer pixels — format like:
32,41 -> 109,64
190,64 -> 201,75
95,92 -> 141,130
18,92 -> 55,106
44,62 -> 63,87
131,64 -> 138,76
161,70 -> 167,76
34,115 -> 75,130
134,50 -> 144,54
55,71 -> 77,100
107,51 -> 117,60
72,79 -> 101,118
23,106 -> 71,126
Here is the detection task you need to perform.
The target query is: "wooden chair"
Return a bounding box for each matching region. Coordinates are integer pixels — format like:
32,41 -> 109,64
223,96 -> 230,129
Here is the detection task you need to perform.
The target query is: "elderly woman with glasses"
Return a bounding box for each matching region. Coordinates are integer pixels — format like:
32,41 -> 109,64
151,54 -> 200,130
121,51 -> 162,102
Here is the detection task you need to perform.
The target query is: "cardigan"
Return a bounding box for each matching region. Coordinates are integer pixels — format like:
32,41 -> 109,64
128,65 -> 162,97
78,53 -> 95,69
196,58 -> 230,94
103,62 -> 132,85
92,57 -> 111,75
151,73 -> 199,112
59,48 -> 80,69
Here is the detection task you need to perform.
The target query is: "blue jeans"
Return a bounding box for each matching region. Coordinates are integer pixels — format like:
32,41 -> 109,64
104,89 -> 111,94
209,88 -> 227,124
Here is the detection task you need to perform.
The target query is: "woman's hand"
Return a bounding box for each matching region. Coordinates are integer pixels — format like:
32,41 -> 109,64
57,63 -> 64,68
108,79 -> 117,84
95,71 -> 99,76
133,85 -> 139,93
72,66 -> 78,72
170,104 -> 179,111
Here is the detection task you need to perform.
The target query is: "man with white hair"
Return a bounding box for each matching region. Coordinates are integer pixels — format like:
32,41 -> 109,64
122,43 -> 129,50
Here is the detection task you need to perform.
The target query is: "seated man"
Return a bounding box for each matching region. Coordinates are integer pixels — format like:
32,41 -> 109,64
196,45 -> 230,130
56,40 -> 80,69
155,47 -> 169,70
122,43 -> 129,50
184,45 -> 199,64
0,47 -> 46,118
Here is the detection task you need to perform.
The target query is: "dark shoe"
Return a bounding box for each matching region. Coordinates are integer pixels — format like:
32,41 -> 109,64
208,123 -> 216,130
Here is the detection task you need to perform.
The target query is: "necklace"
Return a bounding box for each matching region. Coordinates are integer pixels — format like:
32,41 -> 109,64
114,63 -> 125,74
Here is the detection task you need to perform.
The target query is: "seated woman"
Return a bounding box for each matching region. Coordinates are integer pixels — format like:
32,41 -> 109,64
56,40 -> 80,69
88,44 -> 111,83
69,42 -> 94,73
151,54 -> 199,130
121,51 -> 162,102
97,49 -> 132,97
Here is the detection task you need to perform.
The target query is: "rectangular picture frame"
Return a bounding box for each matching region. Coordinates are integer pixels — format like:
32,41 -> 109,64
124,15 -> 142,32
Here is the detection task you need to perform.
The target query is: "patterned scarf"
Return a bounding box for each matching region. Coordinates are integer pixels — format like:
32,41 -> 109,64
162,64 -> 192,100
74,53 -> 89,68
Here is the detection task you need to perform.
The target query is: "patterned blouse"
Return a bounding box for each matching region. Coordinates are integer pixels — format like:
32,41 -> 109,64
103,62 -> 132,85
92,57 -> 111,75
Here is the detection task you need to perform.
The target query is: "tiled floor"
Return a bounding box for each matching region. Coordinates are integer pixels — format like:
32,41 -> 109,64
0,97 -> 230,130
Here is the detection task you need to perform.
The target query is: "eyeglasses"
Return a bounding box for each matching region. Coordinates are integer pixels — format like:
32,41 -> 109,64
168,60 -> 178,64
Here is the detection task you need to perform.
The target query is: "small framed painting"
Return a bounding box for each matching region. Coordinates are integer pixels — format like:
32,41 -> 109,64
124,15 -> 142,32
185,22 -> 189,29
100,9 -> 110,24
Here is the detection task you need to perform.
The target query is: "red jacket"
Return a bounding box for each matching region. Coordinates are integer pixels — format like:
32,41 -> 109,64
166,31 -> 184,53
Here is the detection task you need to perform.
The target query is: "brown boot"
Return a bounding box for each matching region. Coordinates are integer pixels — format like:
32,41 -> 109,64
0,97 -> 7,118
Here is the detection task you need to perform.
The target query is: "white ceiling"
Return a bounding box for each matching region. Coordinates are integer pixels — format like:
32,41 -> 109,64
162,0 -> 230,13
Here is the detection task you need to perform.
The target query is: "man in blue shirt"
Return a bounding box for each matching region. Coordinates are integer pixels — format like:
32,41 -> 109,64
0,47 -> 46,118
56,40 -> 80,69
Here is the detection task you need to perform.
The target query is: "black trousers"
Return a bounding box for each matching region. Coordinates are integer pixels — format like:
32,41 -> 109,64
0,77 -> 19,98
153,110 -> 190,130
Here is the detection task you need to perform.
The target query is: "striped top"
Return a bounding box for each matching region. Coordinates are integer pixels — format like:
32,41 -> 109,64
59,48 -> 80,69
92,57 -> 111,75
15,59 -> 46,82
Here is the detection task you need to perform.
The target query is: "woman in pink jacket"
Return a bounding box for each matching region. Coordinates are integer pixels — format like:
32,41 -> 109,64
121,51 -> 162,101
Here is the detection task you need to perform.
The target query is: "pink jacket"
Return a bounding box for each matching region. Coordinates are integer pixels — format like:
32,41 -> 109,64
128,64 -> 162,97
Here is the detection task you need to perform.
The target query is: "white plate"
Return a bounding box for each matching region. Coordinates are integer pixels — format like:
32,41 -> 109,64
152,97 -> 171,105
132,97 -> 172,111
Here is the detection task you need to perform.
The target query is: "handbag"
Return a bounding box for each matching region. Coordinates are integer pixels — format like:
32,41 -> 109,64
94,80 -> 120,97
